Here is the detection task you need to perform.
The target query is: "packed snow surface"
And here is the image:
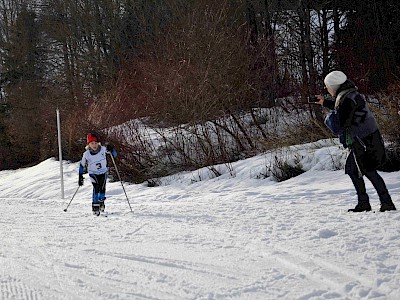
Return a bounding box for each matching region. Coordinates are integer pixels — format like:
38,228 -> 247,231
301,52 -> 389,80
1,141 -> 399,300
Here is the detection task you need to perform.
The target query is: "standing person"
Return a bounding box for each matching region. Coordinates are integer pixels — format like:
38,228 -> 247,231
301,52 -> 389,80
315,71 -> 396,212
78,133 -> 117,215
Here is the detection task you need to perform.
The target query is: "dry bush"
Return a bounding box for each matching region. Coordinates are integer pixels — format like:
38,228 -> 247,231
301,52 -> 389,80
372,81 -> 400,171
100,104 -> 331,184
88,0 -> 265,127
104,121 -> 173,183
103,117 -> 254,184
374,82 -> 400,143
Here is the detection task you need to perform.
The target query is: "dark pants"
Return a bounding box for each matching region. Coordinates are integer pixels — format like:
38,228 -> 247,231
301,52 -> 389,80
346,151 -> 391,204
89,173 -> 107,204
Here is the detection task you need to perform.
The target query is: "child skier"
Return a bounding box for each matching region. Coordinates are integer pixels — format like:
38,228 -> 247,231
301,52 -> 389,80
78,132 -> 117,215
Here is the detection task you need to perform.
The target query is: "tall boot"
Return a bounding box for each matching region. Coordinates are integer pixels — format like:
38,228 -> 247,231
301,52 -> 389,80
364,171 -> 397,212
348,201 -> 371,212
377,190 -> 396,212
348,174 -> 371,212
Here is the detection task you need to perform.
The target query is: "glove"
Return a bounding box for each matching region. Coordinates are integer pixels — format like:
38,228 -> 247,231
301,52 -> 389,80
78,174 -> 84,186
106,144 -> 114,152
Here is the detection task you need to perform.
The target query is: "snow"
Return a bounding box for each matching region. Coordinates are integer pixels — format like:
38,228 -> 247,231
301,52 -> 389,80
1,141 -> 400,300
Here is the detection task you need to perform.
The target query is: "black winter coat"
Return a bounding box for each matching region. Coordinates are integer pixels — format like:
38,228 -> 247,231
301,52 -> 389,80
323,80 -> 386,174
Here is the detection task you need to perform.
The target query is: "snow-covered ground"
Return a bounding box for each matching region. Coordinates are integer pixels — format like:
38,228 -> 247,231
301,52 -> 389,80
1,141 -> 400,300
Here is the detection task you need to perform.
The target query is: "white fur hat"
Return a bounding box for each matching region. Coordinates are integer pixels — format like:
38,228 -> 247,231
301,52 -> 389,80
324,71 -> 347,92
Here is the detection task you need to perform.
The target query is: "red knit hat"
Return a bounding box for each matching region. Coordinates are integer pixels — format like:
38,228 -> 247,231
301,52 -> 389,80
87,133 -> 99,144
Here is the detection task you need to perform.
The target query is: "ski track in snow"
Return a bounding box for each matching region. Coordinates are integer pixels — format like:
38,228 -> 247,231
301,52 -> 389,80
0,158 -> 400,299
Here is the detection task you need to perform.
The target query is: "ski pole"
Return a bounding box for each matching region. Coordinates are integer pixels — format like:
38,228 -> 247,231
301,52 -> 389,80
63,186 -> 80,212
109,153 -> 133,212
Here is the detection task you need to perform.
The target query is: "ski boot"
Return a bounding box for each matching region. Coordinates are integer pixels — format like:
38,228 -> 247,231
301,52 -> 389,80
92,203 -> 100,216
99,200 -> 105,212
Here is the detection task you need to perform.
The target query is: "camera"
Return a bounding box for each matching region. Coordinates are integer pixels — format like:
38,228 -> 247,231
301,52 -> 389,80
308,95 -> 320,103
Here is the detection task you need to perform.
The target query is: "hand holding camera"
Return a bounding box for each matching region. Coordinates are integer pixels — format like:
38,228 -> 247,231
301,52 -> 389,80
308,95 -> 324,105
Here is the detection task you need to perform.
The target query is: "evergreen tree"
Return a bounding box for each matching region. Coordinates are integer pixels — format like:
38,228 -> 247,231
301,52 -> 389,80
2,5 -> 45,167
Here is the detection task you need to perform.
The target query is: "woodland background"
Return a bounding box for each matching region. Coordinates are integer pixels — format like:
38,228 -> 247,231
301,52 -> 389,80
1,0 -> 400,182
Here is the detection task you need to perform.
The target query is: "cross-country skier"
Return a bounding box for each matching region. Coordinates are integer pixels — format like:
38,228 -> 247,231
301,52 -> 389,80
315,71 -> 396,212
78,132 -> 117,215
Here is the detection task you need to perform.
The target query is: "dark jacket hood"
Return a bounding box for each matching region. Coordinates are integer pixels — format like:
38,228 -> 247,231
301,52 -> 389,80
336,79 -> 357,96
